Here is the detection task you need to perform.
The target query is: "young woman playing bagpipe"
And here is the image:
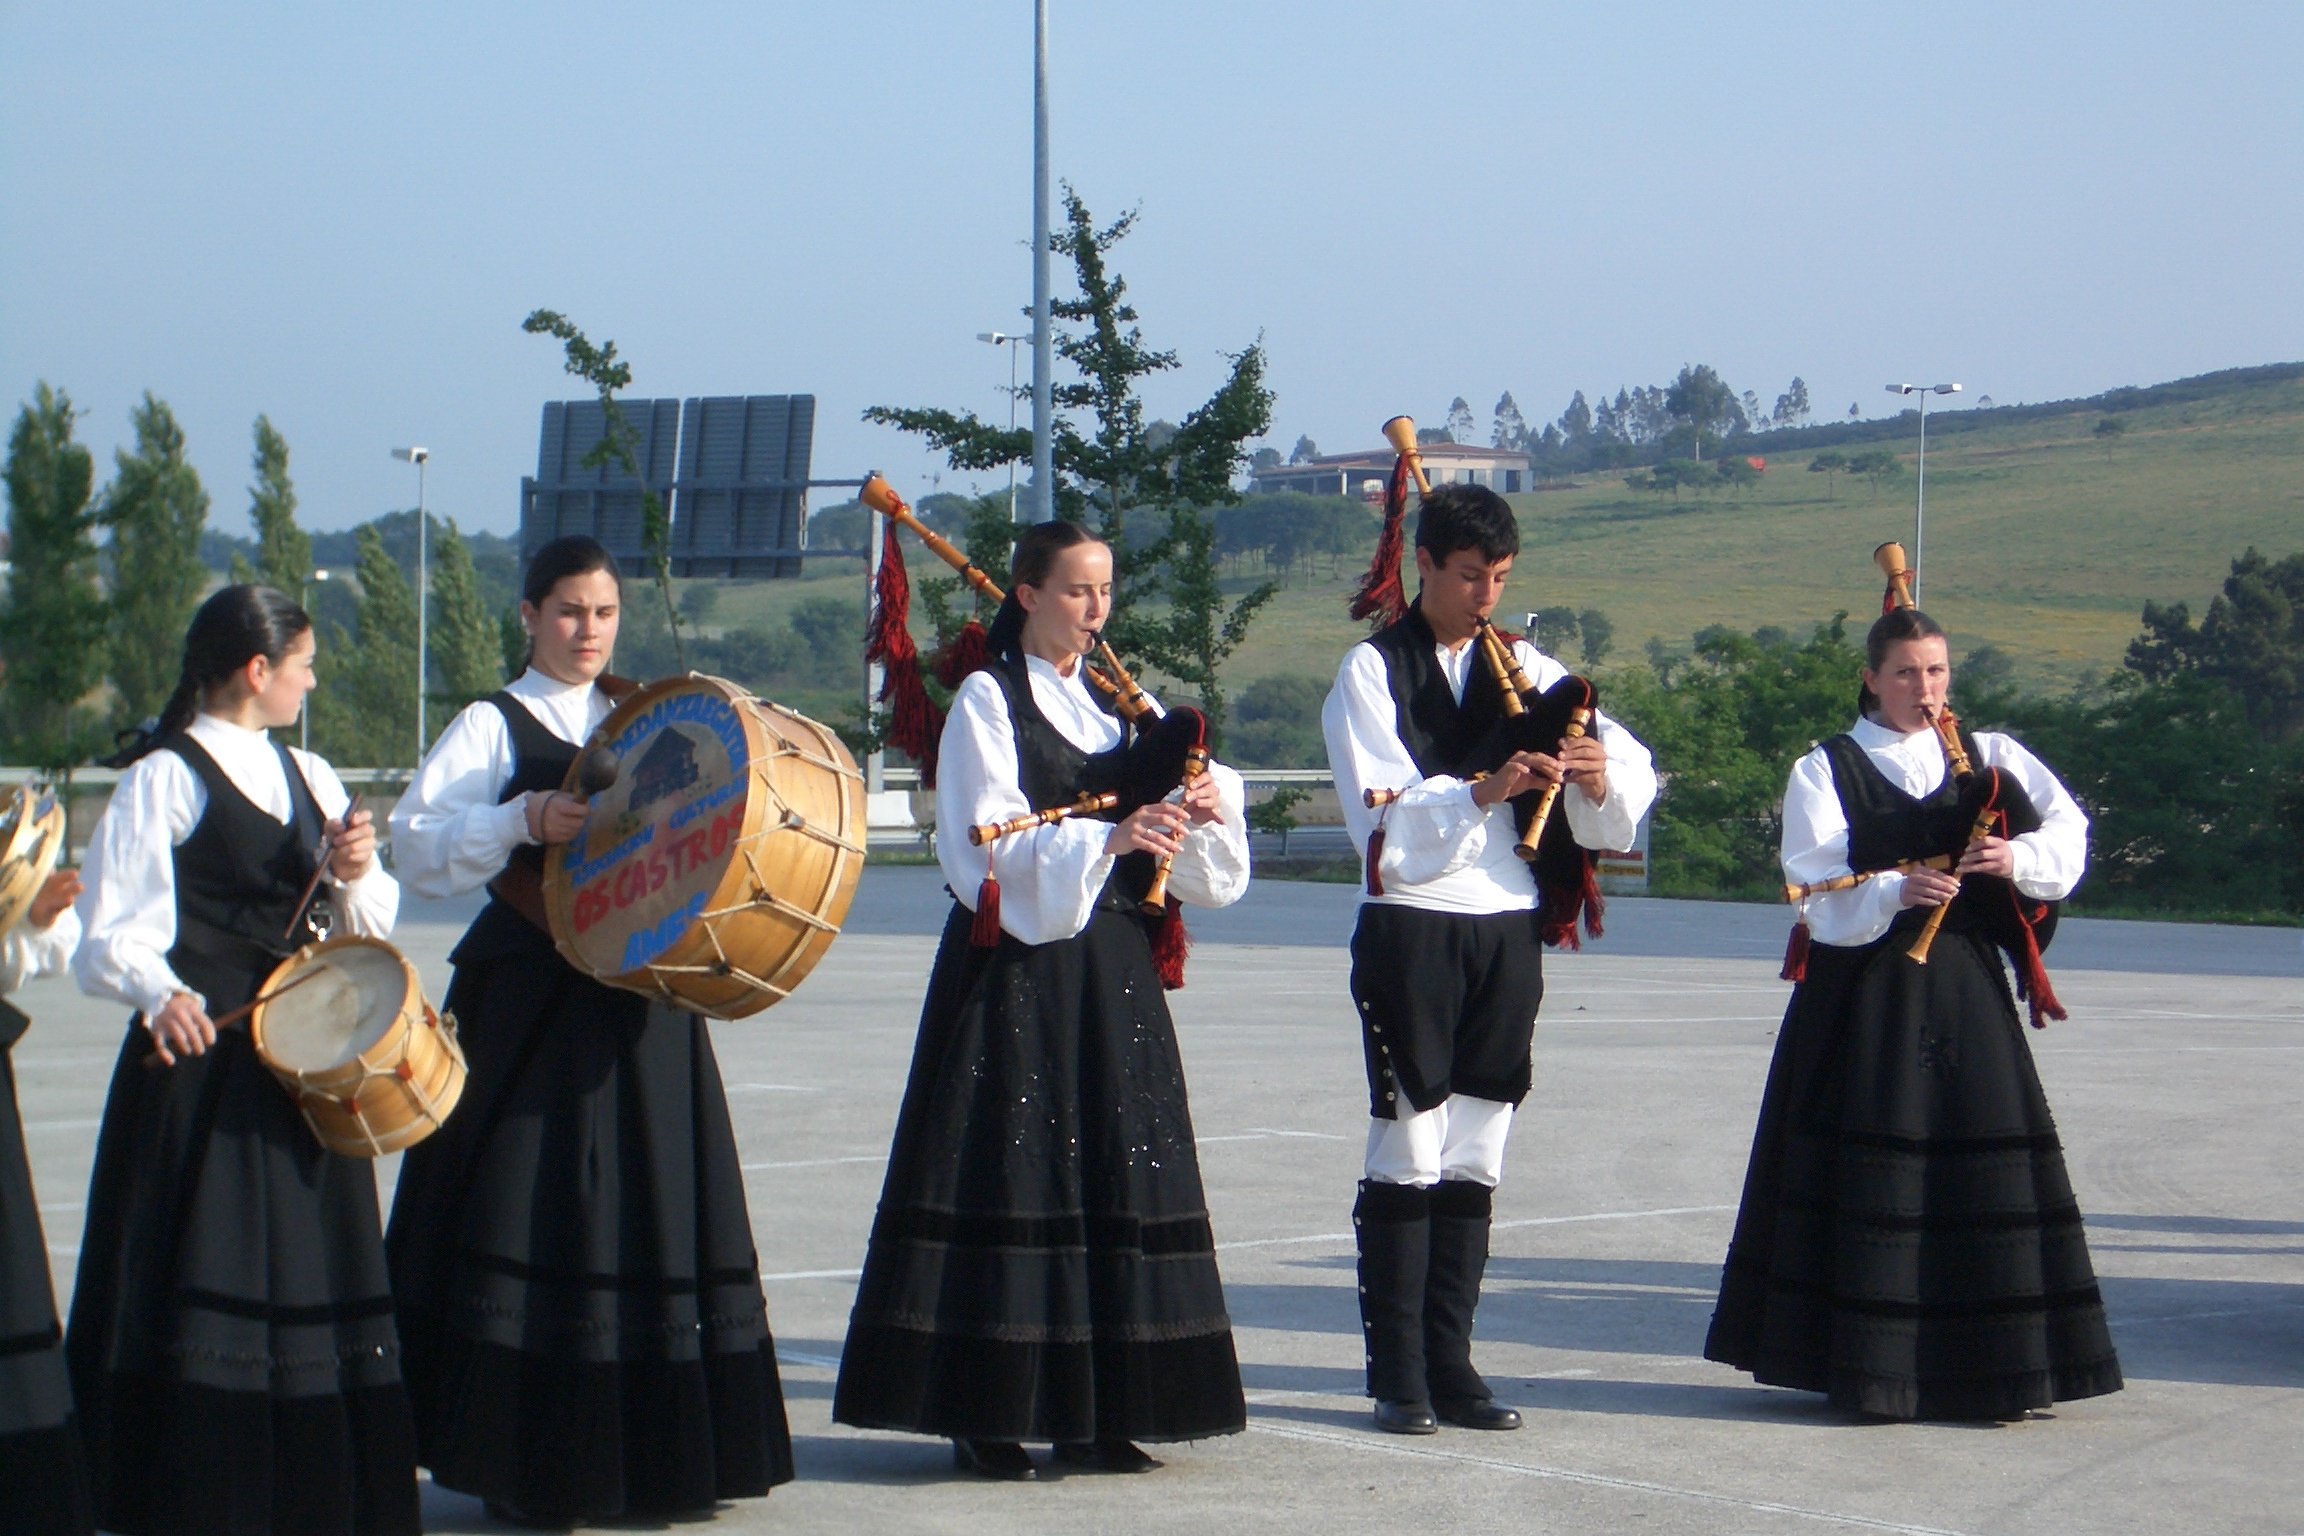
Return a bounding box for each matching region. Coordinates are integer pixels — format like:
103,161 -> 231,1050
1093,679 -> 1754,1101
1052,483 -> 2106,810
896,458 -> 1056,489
1703,597 -> 2123,1419
1,860 -> 93,1535
385,535 -> 791,1526
833,519 -> 1253,1480
66,585 -> 416,1535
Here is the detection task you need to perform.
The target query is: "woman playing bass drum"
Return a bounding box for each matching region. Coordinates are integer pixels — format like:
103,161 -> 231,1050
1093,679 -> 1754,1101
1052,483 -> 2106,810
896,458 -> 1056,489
385,536 -> 791,1527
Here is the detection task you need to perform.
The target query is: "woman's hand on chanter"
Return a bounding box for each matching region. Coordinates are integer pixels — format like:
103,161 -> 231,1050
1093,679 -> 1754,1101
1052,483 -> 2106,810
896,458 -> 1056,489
1177,772 -> 1224,825
1106,801 -> 1190,859
524,789 -> 590,846
1899,866 -> 1964,908
147,991 -> 217,1066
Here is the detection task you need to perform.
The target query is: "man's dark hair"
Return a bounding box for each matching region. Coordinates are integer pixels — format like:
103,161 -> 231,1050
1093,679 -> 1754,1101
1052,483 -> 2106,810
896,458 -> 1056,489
1413,483 -> 1519,566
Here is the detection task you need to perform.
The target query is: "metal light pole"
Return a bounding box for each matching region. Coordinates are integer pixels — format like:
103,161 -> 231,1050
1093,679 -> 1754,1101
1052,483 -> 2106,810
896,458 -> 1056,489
977,331 -> 1032,523
392,447 -> 430,757
300,568 -> 332,754
1029,0 -> 1054,522
1883,384 -> 1960,603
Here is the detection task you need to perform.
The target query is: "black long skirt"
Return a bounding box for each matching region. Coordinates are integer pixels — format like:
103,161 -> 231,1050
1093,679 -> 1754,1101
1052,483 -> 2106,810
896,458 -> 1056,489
1704,914 -> 2124,1419
835,901 -> 1245,1444
385,927 -> 792,1522
65,1025 -> 419,1536
1,1044 -> 94,1536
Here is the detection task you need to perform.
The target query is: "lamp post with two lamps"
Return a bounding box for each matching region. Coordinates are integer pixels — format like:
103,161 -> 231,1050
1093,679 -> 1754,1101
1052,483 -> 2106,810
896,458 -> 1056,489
1883,383 -> 1960,603
975,331 -> 1034,524
391,446 -> 430,759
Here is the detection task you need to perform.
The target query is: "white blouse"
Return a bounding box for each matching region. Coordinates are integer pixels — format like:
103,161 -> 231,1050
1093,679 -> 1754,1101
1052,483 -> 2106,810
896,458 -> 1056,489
1782,715 -> 2090,948
2,906 -> 79,996
936,655 -> 1252,946
389,668 -> 611,899
73,714 -> 399,1019
1323,633 -> 1658,916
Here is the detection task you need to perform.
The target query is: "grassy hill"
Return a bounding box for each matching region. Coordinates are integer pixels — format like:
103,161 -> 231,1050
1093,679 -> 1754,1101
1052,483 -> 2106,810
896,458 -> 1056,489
705,363 -> 2304,705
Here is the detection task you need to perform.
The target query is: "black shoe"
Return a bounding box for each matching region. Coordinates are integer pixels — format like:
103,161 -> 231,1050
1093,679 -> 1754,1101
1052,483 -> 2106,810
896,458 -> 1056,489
1372,1398 -> 1439,1435
1053,1438 -> 1163,1473
484,1500 -> 575,1530
953,1439 -> 1037,1481
1434,1395 -> 1523,1431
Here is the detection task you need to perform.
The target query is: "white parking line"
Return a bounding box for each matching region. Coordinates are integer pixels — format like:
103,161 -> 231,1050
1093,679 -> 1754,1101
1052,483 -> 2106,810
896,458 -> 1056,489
1244,1417 -> 1975,1536
740,1155 -> 886,1171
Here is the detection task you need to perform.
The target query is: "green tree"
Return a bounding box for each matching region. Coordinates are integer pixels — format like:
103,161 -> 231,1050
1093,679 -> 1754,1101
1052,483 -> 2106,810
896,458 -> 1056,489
1443,397 -> 1476,446
102,394 -> 211,728
2092,416 -> 2127,461
1556,390 -> 1593,444
1808,450 -> 1847,497
678,581 -> 720,627
229,414 -> 311,594
1,384 -> 107,769
1846,449 -> 1903,497
1227,674 -> 1327,769
1529,606 -> 1579,656
428,520 -> 503,716
311,526 -> 418,766
1664,364 -> 1741,461
1289,434 -> 1319,463
1577,607 -> 1614,668
862,189 -> 1275,742
2124,548 -> 2304,740
1772,377 -> 1811,429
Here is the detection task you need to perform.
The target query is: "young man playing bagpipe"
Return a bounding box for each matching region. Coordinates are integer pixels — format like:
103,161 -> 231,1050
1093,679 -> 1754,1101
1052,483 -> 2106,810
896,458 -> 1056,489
1322,480 -> 1656,1435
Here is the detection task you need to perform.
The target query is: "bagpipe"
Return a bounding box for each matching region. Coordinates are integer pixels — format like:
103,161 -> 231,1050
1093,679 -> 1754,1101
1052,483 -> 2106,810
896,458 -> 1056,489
858,473 -> 1208,984
1779,541 -> 2066,1027
1349,417 -> 1606,949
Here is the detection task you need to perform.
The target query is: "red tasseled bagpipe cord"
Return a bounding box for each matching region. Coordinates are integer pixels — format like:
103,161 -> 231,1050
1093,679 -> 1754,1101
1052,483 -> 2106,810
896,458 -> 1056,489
1780,911 -> 1812,982
1348,456 -> 1413,627
933,616 -> 991,690
866,527 -> 946,785
1148,710 -> 1207,988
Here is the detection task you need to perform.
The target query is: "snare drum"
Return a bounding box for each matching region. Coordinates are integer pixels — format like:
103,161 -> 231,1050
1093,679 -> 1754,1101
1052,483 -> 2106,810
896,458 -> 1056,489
249,937 -> 466,1158
543,674 -> 866,1020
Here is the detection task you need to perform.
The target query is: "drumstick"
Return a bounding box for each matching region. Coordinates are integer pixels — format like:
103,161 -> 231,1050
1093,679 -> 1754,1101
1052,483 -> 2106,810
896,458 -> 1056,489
141,966 -> 326,1068
282,792 -> 364,941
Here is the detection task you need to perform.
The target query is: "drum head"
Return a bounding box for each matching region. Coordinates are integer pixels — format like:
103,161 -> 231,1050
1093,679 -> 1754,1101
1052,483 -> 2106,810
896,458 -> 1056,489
260,944 -> 405,1071
552,677 -> 755,979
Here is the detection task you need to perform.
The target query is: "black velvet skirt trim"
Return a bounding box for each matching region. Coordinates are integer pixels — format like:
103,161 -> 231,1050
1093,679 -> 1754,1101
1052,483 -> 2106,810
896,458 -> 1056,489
1,1048 -> 94,1535
63,1025 -> 418,1536
834,903 -> 1245,1443
385,929 -> 793,1518
1703,919 -> 2123,1420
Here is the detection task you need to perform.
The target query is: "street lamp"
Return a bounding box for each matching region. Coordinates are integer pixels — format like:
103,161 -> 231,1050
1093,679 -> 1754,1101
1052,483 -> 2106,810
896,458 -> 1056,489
300,568 -> 332,754
1883,384 -> 1960,603
976,331 -> 1034,523
391,446 -> 430,759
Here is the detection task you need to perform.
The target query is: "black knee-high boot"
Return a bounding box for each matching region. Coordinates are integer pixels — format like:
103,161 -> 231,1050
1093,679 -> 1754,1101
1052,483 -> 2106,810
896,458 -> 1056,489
1426,1178 -> 1495,1404
1354,1180 -> 1430,1403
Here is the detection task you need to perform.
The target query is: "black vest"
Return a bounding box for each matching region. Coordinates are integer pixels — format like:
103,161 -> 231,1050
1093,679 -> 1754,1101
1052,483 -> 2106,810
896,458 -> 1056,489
162,733 -> 324,1012
1361,606 -> 1508,781
450,691 -> 576,966
984,652 -> 1157,909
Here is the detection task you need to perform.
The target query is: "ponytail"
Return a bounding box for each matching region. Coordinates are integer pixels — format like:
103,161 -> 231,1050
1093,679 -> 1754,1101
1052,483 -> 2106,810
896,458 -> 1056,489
103,585 -> 312,767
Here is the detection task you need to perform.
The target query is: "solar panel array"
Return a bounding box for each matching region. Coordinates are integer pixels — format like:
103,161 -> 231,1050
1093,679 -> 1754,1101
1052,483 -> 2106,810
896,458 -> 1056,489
520,395 -> 817,578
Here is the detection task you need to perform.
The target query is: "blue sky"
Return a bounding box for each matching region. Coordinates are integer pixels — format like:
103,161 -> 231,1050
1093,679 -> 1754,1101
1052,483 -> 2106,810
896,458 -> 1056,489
4,2 -> 2299,539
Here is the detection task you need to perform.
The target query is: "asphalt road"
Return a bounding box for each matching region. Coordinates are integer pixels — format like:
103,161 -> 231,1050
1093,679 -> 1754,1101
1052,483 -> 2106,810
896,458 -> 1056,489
10,868 -> 2300,1535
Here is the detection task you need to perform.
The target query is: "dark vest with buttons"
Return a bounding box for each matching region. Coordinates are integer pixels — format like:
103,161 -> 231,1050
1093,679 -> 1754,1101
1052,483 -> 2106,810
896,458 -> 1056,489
1361,606 -> 1509,782
983,651 -> 1157,911
450,691 -> 577,967
160,732 -> 325,1013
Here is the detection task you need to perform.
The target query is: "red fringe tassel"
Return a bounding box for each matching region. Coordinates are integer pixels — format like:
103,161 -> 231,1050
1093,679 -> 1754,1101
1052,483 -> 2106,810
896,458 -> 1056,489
866,530 -> 947,784
1780,920 -> 1811,983
1364,828 -> 1386,897
970,873 -> 1002,948
1151,896 -> 1191,990
2011,902 -> 2067,1029
1580,855 -> 1606,941
1348,457 -> 1412,627
933,617 -> 991,689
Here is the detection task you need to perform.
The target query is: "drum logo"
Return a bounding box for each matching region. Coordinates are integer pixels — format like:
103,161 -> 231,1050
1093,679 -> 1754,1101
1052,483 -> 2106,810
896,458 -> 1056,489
626,729 -> 702,813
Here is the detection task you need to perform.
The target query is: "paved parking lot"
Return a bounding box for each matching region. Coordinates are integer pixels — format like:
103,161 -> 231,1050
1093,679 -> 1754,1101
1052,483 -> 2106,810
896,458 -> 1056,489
12,869 -> 2301,1535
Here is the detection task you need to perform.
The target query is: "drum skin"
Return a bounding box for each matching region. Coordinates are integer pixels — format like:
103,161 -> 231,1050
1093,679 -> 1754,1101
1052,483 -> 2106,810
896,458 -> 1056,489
543,674 -> 866,1020
249,935 -> 467,1158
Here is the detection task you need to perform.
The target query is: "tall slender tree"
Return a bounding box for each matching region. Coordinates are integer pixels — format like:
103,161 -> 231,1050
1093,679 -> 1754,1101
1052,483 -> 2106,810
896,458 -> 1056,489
1490,392 -> 1528,451
102,393 -> 210,727
311,526 -> 418,766
1,384 -> 107,768
427,519 -> 504,716
230,414 -> 312,594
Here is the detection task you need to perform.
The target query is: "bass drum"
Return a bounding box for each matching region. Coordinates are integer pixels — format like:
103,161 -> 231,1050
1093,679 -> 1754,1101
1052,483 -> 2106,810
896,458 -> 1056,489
0,782 -> 67,937
543,673 -> 866,1020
